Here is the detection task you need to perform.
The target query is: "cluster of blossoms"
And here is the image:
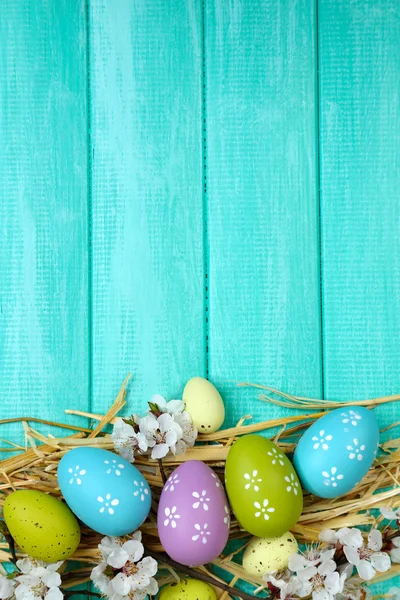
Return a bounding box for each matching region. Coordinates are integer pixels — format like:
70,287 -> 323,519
112,394 -> 197,461
0,558 -> 64,600
90,531 -> 158,600
264,507 -> 400,600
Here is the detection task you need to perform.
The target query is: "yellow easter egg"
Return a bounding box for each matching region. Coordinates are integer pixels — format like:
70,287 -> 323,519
159,578 -> 217,600
4,490 -> 80,562
242,532 -> 298,576
183,377 -> 225,433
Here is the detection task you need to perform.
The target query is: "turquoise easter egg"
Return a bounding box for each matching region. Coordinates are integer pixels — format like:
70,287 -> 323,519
294,406 -> 379,498
58,447 -> 151,536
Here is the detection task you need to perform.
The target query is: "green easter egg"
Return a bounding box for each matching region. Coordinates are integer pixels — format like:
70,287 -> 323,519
183,377 -> 225,433
4,490 -> 80,562
242,531 -> 298,576
159,579 -> 217,600
225,435 -> 303,537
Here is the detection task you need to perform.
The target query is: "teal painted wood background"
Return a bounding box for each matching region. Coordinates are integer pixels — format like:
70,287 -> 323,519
1,0 -> 400,593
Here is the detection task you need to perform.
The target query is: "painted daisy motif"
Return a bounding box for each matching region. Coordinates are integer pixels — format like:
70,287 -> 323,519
311,430 -> 333,451
165,473 -> 179,492
322,467 -> 344,488
341,410 -> 362,427
104,459 -> 125,476
192,490 -> 210,511
285,473 -> 300,495
254,499 -> 275,520
224,505 -> 230,527
133,480 -> 149,502
164,506 -> 180,528
347,438 -> 366,461
267,447 -> 285,466
192,523 -> 211,544
97,494 -> 119,514
244,470 -> 262,492
68,465 -> 86,485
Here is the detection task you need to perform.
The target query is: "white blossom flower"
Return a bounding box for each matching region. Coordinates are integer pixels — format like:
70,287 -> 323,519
289,546 -> 335,571
380,507 -> 400,521
139,413 -> 182,460
192,490 -> 210,511
312,430 -> 333,451
346,439 -> 366,461
294,557 -> 345,600
266,572 -> 302,600
254,499 -> 275,520
343,529 -> 391,580
0,565 -> 16,600
389,537 -> 400,563
112,417 -> 148,463
172,411 -> 197,455
319,527 -> 356,546
91,532 -> 158,600
151,394 -> 185,416
244,470 -> 262,491
15,558 -> 63,600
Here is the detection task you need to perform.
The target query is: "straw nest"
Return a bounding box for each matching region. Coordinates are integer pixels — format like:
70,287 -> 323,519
1,377 -> 400,595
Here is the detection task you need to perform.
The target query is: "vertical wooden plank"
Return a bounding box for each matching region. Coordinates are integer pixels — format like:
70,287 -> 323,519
0,0 -> 89,448
90,0 -> 204,414
206,0 -> 322,426
319,0 -> 400,429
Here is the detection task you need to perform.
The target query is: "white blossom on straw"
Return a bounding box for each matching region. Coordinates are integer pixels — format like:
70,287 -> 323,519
172,411 -> 198,455
266,571 -> 302,600
390,537 -> 400,563
15,558 -> 63,600
139,413 -> 183,460
380,507 -> 400,521
319,528 -> 356,546
343,529 -> 391,580
150,394 -> 184,416
112,418 -> 148,463
0,564 -> 16,600
288,546 -> 335,571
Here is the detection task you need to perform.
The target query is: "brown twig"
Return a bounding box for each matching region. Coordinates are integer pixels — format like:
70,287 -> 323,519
147,549 -> 260,600
158,459 -> 167,485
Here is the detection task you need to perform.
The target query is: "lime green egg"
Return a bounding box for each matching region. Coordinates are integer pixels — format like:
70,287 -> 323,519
242,531 -> 298,576
183,377 -> 225,433
4,490 -> 81,562
159,578 -> 217,600
225,435 -> 303,537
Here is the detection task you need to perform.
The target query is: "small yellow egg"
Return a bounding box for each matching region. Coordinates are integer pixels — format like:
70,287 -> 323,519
4,490 -> 80,562
242,531 -> 298,576
183,377 -> 225,433
159,578 -> 217,600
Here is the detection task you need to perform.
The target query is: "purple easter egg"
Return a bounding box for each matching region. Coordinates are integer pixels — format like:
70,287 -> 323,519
158,461 -> 230,566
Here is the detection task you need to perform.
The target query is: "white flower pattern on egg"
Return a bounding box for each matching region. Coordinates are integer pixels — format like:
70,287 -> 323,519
284,473 -> 299,495
211,472 -> 221,487
192,523 -> 211,544
68,465 -> 86,485
322,467 -> 344,488
311,430 -> 332,450
347,438 -> 366,461
224,505 -> 230,527
133,480 -> 149,502
104,459 -> 125,476
192,490 -> 210,511
165,473 -> 179,492
97,494 -> 119,514
164,506 -> 180,528
267,447 -> 285,466
341,410 -> 362,427
244,470 -> 262,491
254,499 -> 275,520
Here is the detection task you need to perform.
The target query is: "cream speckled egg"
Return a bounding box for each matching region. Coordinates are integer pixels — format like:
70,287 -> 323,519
159,578 -> 217,600
242,532 -> 298,576
183,377 -> 225,433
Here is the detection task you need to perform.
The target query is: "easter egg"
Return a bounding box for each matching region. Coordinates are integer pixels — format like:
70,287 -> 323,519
3,490 -> 80,561
242,531 -> 298,576
183,377 -> 225,433
225,435 -> 302,537
158,461 -> 229,566
293,406 -> 379,498
159,579 -> 217,600
58,447 -> 151,536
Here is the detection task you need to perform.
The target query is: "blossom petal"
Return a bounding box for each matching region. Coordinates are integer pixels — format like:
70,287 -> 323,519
357,559 -> 376,581
370,552 -> 391,573
368,529 -> 382,551
344,545 -> 360,566
342,528 -> 363,548
45,587 -> 64,600
318,559 -> 336,576
151,443 -> 169,460
42,571 -> 61,588
380,507 -> 399,520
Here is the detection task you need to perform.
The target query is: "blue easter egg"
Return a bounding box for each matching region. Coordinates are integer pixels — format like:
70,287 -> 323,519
58,447 -> 151,536
293,406 -> 379,498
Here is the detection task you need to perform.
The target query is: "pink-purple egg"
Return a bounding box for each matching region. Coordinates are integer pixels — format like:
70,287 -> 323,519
158,461 -> 230,566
